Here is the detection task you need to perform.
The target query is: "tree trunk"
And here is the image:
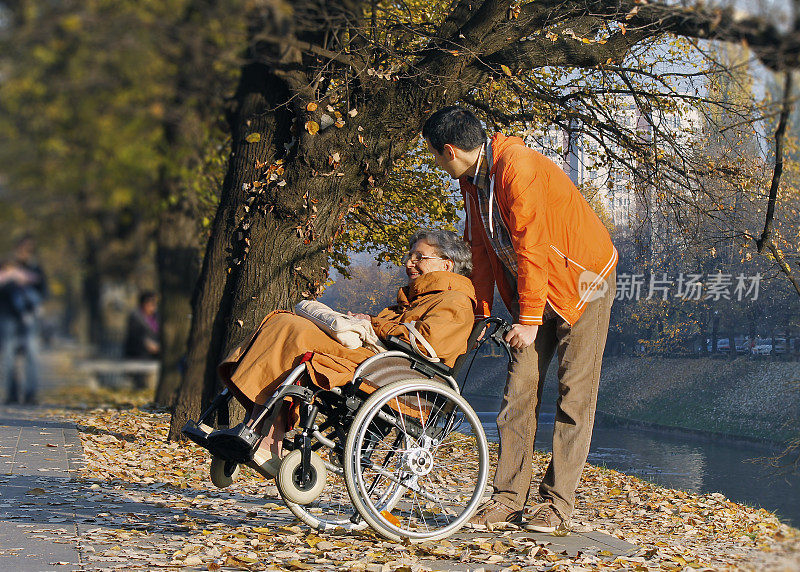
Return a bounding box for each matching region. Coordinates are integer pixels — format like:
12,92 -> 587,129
711,312 -> 719,355
154,200 -> 201,406
153,0 -> 246,407
83,239 -> 105,350
699,322 -> 707,355
728,332 -> 736,360
168,63 -> 296,438
167,46 -> 453,438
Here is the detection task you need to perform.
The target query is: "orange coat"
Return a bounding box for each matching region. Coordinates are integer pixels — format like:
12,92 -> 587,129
218,271 -> 476,409
461,133 -> 617,326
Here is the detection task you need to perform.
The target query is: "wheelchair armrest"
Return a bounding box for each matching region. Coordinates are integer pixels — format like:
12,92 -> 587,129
385,336 -> 453,377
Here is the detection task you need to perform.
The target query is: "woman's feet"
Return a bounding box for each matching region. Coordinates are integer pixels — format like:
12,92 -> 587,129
246,401 -> 289,478
249,448 -> 283,478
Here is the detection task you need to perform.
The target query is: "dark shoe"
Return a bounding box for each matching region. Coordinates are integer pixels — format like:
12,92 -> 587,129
467,499 -> 522,529
181,420 -> 213,448
523,502 -> 566,533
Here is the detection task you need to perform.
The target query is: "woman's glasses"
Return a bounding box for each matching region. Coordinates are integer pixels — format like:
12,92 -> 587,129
402,252 -> 447,264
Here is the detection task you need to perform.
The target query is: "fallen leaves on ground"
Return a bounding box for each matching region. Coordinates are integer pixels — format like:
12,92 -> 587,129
15,386 -> 800,571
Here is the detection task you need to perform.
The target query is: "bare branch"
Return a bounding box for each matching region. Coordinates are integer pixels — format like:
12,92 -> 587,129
592,0 -> 800,71
767,241 -> 800,296
752,71 -> 800,296
757,72 -> 793,254
253,32 -> 357,69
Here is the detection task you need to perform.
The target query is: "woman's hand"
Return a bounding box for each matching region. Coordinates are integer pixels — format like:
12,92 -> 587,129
347,311 -> 371,320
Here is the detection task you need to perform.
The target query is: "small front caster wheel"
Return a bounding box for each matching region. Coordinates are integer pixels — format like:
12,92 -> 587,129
210,456 -> 240,488
276,449 -> 326,505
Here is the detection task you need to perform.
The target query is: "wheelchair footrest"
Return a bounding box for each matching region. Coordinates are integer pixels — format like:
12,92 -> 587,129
205,423 -> 260,463
181,421 -> 213,448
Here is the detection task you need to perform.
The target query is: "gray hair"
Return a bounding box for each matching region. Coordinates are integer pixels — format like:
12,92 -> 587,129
408,229 -> 473,277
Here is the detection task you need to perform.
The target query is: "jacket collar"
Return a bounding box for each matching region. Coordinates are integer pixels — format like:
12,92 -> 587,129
489,132 -> 527,177
398,271 -> 476,306
469,141 -> 491,192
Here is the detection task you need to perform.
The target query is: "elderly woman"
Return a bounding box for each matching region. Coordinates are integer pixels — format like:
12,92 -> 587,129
215,229 -> 475,474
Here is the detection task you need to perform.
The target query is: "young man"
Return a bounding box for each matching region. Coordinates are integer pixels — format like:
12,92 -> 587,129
423,106 -> 617,531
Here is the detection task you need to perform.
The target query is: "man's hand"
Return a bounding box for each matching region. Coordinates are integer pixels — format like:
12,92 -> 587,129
505,323 -> 539,349
145,339 -> 161,355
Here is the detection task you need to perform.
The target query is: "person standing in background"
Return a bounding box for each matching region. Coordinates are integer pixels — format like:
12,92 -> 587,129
123,291 -> 160,389
0,235 -> 48,405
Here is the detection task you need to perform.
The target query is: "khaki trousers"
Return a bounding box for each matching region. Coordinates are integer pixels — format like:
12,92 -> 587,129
493,271 -> 615,518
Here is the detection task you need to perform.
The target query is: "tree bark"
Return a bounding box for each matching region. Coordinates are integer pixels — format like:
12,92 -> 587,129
154,201 -> 200,406
169,63 -> 293,437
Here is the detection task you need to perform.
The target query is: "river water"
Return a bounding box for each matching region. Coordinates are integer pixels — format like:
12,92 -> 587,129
476,410 -> 800,527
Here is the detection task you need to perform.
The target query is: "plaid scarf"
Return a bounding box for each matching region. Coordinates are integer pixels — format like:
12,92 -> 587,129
469,139 -> 519,290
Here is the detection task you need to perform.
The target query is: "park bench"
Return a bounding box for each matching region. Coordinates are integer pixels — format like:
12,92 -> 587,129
77,359 -> 160,390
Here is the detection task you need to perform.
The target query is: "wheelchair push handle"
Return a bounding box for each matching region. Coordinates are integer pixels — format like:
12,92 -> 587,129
479,317 -> 513,361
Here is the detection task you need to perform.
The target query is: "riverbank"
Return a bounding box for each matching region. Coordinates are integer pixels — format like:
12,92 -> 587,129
597,356 -> 800,443
461,354 -> 800,444
594,410 -> 786,449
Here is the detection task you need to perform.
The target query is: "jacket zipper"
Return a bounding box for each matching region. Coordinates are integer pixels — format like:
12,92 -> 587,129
549,244 -> 587,271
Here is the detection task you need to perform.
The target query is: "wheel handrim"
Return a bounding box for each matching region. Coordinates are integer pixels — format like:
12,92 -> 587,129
351,382 -> 488,540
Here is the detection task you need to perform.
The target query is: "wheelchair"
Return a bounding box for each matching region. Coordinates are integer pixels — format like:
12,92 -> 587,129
182,316 -> 512,542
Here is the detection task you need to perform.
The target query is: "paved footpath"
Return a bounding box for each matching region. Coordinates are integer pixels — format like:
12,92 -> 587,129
0,404 -> 86,570
0,343 -> 641,570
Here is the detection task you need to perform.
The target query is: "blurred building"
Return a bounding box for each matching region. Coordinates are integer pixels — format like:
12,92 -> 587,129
524,94 -> 703,231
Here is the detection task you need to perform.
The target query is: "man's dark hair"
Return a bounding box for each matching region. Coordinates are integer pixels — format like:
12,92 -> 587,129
422,106 -> 486,154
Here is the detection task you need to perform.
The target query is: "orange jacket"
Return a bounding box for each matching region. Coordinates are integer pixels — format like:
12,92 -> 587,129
461,133 -> 617,326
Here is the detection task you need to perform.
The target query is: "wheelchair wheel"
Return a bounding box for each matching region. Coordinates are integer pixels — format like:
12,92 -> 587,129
283,451 -> 368,532
209,456 -> 240,488
276,449 -> 327,505
283,428 -> 403,532
344,379 -> 489,542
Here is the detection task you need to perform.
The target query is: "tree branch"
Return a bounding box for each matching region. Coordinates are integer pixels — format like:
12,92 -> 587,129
600,0 -> 800,71
767,241 -> 800,296
757,71 -> 792,254
754,72 -> 800,297
443,0 -> 800,81
253,32 -> 357,69
485,27 -> 651,72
